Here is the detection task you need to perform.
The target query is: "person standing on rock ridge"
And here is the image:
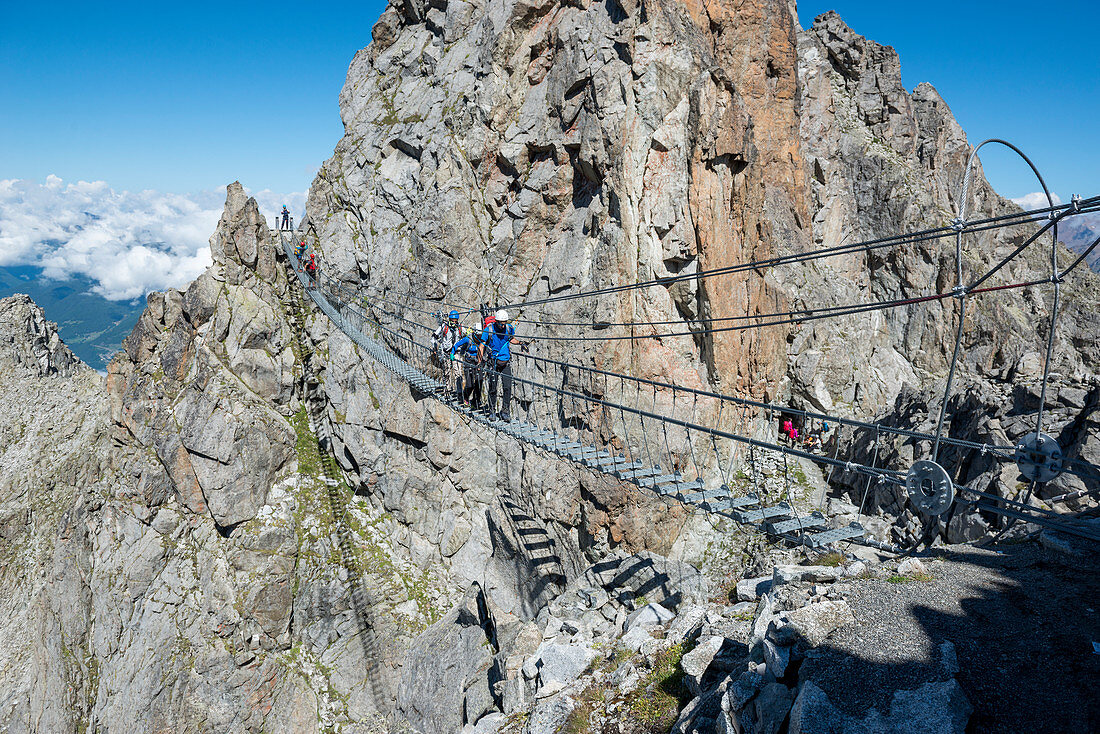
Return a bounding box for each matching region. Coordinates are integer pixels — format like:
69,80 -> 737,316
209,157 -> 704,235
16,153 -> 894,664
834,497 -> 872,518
480,310 -> 516,422
281,205 -> 290,230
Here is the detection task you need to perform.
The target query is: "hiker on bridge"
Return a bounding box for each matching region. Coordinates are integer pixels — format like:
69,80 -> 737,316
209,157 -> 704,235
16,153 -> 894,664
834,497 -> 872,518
480,309 -> 517,422
451,328 -> 484,409
295,240 -> 308,261
432,310 -> 465,392
304,252 -> 318,287
281,205 -> 291,230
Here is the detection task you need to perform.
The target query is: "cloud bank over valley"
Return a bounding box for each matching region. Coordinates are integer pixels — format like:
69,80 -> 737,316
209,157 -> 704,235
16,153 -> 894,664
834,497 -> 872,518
0,176 -> 305,301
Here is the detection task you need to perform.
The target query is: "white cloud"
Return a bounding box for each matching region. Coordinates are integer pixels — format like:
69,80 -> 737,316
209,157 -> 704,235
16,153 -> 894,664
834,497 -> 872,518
248,188 -> 309,228
0,177 -> 306,301
1011,191 -> 1063,211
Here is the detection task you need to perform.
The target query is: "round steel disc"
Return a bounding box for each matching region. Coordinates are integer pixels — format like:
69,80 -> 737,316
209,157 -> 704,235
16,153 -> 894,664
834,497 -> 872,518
1014,431 -> 1063,483
906,459 -> 955,516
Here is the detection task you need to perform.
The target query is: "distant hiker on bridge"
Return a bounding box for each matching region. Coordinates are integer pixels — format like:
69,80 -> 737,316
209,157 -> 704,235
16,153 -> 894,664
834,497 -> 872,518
480,310 -> 517,422
451,328 -> 484,409
281,205 -> 291,230
305,253 -> 318,287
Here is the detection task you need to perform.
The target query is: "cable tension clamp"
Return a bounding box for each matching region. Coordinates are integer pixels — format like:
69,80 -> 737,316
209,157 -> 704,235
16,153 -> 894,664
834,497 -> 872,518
905,460 -> 955,516
1014,431 -> 1063,483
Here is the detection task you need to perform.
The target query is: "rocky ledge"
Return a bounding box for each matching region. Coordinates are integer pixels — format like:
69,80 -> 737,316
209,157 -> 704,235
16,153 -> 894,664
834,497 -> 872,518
0,293 -> 85,377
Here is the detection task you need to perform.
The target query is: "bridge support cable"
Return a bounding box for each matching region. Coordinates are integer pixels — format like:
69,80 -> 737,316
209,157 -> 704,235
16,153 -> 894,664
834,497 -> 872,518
353,196 -> 1100,329
487,196 -> 1100,315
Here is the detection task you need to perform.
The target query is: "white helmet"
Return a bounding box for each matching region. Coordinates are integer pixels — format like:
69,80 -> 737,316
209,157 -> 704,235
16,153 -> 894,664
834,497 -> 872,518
495,309 -> 509,322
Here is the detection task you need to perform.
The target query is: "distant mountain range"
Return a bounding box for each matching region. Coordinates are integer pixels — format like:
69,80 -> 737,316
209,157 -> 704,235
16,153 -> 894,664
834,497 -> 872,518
1060,212 -> 1100,272
0,266 -> 144,371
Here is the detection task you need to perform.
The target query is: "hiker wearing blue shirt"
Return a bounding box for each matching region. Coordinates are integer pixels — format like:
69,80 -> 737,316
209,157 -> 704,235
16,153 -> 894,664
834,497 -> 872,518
451,329 -> 484,409
281,205 -> 290,230
479,310 -> 516,421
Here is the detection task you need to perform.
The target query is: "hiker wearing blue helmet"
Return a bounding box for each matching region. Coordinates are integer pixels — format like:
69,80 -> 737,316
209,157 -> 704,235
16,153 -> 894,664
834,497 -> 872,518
431,310 -> 465,396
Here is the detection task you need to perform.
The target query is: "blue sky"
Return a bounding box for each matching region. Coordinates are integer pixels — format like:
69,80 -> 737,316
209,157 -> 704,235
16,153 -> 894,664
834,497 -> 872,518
1,0 -> 388,196
0,1 -> 1095,301
3,1 -> 1094,200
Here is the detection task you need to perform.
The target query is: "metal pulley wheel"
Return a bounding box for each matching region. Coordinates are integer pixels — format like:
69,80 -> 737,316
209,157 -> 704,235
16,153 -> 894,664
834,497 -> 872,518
906,460 -> 955,516
1014,431 -> 1063,483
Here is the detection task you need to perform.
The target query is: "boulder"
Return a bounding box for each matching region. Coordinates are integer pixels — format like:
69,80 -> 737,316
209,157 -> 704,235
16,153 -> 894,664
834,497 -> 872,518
788,679 -> 971,733
773,565 -> 844,586
626,602 -> 676,630
773,601 -> 855,647
762,638 -> 790,679
737,575 -> 773,601
523,642 -> 597,696
681,636 -> 724,696
396,585 -> 497,734
896,558 -> 927,576
741,681 -> 796,734
522,695 -> 576,734
620,625 -> 654,653
665,604 -> 708,645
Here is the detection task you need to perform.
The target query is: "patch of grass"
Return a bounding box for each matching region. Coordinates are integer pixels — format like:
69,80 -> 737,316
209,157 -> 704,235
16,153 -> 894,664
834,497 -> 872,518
626,643 -> 690,730
290,407 -> 321,477
733,606 -> 755,622
561,683 -> 607,734
817,551 -> 845,567
887,574 -> 909,584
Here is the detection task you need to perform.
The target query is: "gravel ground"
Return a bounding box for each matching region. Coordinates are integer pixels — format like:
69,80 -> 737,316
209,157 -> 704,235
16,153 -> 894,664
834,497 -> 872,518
799,541 -> 1100,732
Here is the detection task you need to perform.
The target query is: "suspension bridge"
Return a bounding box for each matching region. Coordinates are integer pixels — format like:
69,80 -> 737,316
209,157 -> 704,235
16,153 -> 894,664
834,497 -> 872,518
280,141 -> 1100,552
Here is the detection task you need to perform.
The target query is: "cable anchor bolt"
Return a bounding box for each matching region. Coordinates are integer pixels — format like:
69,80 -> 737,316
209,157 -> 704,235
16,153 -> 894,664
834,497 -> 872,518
951,285 -> 969,298
1071,194 -> 1082,214
951,217 -> 965,232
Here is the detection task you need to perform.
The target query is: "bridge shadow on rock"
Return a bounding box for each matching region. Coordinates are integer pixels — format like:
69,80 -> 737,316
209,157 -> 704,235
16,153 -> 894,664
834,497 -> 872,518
487,497 -> 569,619
795,542 -> 1100,732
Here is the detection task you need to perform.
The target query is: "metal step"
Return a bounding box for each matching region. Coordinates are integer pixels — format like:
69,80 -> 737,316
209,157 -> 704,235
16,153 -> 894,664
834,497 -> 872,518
681,486 -> 731,504
637,473 -> 682,488
806,523 -> 866,547
767,513 -> 828,535
593,455 -> 632,468
616,464 -> 655,481
699,494 -> 760,512
735,503 -> 792,523
561,446 -> 588,460
656,479 -> 705,496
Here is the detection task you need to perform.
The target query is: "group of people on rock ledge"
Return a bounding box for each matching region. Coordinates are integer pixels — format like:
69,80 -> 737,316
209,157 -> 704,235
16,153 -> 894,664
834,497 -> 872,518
779,416 -> 829,453
431,308 -> 525,423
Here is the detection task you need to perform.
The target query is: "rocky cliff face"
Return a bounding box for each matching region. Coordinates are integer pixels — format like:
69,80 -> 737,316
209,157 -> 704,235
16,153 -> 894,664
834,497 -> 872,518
0,294 -> 85,378
1,1 -> 1098,732
305,0 -> 1100,544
